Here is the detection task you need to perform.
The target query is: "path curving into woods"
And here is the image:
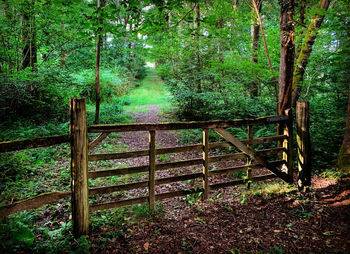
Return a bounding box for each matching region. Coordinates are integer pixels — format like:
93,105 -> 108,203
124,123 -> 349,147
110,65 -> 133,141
88,71 -> 350,254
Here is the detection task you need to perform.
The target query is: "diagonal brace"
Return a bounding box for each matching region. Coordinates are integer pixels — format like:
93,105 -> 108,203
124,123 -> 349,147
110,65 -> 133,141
214,128 -> 292,183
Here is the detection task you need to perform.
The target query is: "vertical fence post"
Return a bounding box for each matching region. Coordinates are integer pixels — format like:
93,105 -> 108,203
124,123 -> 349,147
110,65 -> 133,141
283,108 -> 294,182
202,128 -> 209,199
70,98 -> 89,237
246,125 -> 253,189
296,101 -> 311,191
148,130 -> 156,210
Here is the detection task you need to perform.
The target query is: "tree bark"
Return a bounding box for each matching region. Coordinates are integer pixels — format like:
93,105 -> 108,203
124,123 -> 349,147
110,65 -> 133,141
291,0 -> 330,107
249,0 -> 262,98
21,0 -> 37,70
94,0 -> 104,124
278,0 -> 295,115
194,2 -> 201,93
338,84 -> 350,175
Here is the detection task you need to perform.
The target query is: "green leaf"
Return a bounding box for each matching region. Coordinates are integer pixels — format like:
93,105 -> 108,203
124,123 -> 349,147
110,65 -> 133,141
12,223 -> 35,247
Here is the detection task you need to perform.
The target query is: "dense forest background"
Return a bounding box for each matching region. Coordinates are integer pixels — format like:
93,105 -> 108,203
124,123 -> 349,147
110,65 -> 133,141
0,0 -> 348,170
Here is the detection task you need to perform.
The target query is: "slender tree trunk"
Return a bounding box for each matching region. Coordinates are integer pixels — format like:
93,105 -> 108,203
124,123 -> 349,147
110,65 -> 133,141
61,24 -> 66,68
249,0 -> 262,98
338,84 -> 350,175
94,0 -> 104,124
278,0 -> 295,115
21,0 -> 37,70
252,0 -> 278,110
194,2 -> 201,93
295,0 -> 306,61
291,0 -> 330,107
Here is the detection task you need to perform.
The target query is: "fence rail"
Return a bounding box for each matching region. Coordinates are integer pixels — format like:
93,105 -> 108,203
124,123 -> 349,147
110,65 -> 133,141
88,115 -> 290,133
0,135 -> 70,153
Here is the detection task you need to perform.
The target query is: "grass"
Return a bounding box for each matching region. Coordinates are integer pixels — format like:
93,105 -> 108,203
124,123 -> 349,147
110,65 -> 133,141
240,180 -> 297,200
124,69 -> 172,112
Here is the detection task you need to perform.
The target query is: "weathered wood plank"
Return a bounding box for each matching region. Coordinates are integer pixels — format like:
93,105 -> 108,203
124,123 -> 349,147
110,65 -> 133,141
0,191 -> 70,217
209,147 -> 285,163
0,135 -> 70,153
70,98 -> 89,237
88,150 -> 148,161
214,128 -> 292,183
88,165 -> 149,178
89,181 -> 148,195
202,129 -> 209,199
155,172 -> 203,185
209,160 -> 285,176
209,135 -> 287,149
247,125 -> 253,189
284,108 -> 294,179
88,136 -> 287,162
156,144 -> 203,154
88,132 -> 109,151
148,131 -> 156,210
88,144 -> 202,162
88,115 -> 290,133
90,197 -> 148,212
89,172 -> 204,196
156,158 -> 203,171
297,102 -> 311,191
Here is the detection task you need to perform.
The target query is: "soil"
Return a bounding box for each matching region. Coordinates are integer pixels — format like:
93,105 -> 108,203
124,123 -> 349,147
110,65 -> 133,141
88,106 -> 350,254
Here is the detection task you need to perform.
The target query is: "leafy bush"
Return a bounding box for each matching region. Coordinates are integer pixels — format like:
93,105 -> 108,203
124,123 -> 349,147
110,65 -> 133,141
71,68 -> 131,103
0,67 -> 76,122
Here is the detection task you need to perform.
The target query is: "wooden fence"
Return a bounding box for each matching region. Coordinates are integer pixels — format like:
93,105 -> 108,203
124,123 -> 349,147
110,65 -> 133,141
0,98 -> 311,238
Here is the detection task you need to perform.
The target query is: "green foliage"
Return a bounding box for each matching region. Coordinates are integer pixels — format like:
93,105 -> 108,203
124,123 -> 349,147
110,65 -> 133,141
0,66 -> 76,122
0,212 -> 90,254
0,212 -> 36,252
0,152 -> 31,184
182,189 -> 202,206
71,68 -> 131,103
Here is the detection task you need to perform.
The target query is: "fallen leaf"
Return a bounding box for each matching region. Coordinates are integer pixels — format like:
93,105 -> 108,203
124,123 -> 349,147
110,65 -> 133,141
144,242 -> 150,250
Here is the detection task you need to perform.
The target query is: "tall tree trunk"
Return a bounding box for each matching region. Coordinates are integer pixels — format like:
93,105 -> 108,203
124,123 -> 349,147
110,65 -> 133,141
94,0 -> 104,124
338,84 -> 350,175
295,0 -> 306,65
291,0 -> 330,107
61,24 -> 66,68
278,0 -> 295,115
21,0 -> 37,70
194,2 -> 201,93
249,0 -> 262,98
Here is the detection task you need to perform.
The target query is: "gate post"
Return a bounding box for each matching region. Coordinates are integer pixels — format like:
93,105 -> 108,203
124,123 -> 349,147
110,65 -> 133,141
202,128 -> 209,199
148,130 -> 156,210
296,101 -> 311,191
283,108 -> 294,181
70,98 -> 89,237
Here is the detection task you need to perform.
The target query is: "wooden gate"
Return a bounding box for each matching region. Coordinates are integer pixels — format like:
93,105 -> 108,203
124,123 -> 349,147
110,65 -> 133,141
70,98 -> 294,236
0,98 -> 303,238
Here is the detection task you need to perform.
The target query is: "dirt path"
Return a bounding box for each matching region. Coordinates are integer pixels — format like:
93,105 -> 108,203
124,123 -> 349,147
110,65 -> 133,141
89,85 -> 350,253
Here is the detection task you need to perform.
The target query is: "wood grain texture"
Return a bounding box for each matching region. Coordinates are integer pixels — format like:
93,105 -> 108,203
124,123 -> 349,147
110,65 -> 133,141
0,191 -> 70,217
88,115 -> 290,133
0,135 -> 70,153
70,98 -> 89,237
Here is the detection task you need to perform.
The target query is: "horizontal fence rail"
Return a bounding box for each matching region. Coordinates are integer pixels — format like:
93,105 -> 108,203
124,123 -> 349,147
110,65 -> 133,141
88,135 -> 288,162
88,115 -> 290,133
0,191 -> 71,217
0,135 -> 70,153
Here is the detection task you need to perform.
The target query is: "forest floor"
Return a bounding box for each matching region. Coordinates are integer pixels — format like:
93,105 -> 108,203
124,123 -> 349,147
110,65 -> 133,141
87,71 -> 350,253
